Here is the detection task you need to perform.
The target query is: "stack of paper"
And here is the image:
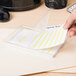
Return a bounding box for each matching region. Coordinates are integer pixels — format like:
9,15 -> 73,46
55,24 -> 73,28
8,25 -> 67,56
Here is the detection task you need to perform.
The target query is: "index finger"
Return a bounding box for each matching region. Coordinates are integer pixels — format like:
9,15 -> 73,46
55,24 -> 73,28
64,14 -> 75,29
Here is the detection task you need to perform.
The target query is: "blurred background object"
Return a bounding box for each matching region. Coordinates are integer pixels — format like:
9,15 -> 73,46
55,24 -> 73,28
0,0 -> 41,11
44,0 -> 67,9
0,0 -> 41,22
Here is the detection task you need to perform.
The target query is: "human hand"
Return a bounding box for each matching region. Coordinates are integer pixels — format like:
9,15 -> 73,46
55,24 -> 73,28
64,9 -> 76,37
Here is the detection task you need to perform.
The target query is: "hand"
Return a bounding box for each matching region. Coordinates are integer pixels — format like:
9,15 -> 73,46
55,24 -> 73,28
64,9 -> 76,37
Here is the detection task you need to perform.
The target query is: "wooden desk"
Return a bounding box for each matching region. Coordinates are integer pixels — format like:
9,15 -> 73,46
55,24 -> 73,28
0,0 -> 76,76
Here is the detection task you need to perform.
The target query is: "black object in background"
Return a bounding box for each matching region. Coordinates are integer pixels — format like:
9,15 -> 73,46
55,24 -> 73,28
0,7 -> 10,22
0,0 -> 41,11
0,0 -> 41,22
44,0 -> 67,9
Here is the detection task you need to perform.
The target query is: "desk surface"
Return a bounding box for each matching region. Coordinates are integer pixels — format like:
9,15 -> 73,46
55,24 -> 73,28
0,0 -> 76,76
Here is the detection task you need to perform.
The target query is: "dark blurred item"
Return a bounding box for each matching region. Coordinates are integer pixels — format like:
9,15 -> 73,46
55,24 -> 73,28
0,7 -> 10,22
44,0 -> 67,9
0,0 -> 41,11
0,0 -> 41,22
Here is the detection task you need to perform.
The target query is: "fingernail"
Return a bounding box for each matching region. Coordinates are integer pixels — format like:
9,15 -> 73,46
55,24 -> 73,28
63,26 -> 66,30
67,33 -> 71,37
70,31 -> 74,37
63,25 -> 67,29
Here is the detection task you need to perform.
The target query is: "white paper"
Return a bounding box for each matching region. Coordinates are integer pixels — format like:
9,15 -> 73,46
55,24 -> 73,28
8,25 -> 67,56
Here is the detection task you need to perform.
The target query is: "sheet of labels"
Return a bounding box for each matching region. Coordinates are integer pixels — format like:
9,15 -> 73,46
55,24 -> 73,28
8,25 -> 67,57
